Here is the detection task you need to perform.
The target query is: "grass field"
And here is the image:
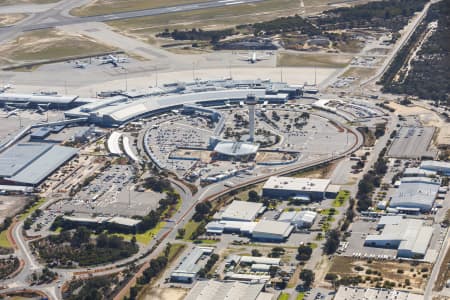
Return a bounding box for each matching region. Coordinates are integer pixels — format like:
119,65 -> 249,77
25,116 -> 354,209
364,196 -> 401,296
277,52 -> 351,68
116,221 -> 166,245
182,220 -> 201,241
278,293 -> 290,300
167,243 -> 186,262
0,29 -> 116,64
296,293 -> 305,300
71,0 -> 210,17
19,198 -> 46,221
107,0 -> 305,38
0,0 -> 59,5
0,229 -> 12,249
332,190 -> 350,207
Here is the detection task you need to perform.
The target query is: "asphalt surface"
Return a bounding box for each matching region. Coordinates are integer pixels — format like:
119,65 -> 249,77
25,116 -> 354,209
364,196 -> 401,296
0,0 -> 263,38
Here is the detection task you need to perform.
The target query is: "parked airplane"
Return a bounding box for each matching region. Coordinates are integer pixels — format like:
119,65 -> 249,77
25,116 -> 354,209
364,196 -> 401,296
99,55 -> 128,67
239,51 -> 269,63
5,109 -> 18,117
0,84 -> 12,93
73,61 -> 87,69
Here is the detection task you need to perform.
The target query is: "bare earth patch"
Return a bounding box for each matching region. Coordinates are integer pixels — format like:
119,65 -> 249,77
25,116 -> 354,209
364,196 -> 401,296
0,13 -> 27,27
277,52 -> 352,68
0,28 -> 117,65
139,288 -> 187,300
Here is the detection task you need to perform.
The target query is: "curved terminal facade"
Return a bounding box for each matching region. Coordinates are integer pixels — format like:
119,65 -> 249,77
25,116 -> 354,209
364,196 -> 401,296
64,79 -> 301,127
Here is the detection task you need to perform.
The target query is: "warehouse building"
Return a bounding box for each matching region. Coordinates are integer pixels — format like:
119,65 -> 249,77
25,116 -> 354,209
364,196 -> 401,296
0,142 -> 78,186
278,210 -> 317,228
262,176 -> 337,201
389,177 -> 440,213
171,247 -> 214,283
335,286 -> 424,300
217,200 -> 265,222
420,160 -> 450,175
185,281 -> 269,300
364,216 -> 433,258
251,220 -> 294,242
403,167 -> 436,178
206,220 -> 257,235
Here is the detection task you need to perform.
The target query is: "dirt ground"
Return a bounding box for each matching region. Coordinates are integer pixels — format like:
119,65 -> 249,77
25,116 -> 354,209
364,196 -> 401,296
139,288 -> 186,300
387,102 -> 450,147
0,13 -> 27,27
0,28 -> 116,64
327,256 -> 431,293
0,196 -> 29,224
277,52 -> 352,68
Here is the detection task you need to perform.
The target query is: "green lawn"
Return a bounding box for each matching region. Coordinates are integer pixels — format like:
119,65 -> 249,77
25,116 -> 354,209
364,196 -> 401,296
116,221 -> 166,245
20,198 -> 46,221
167,243 -> 185,262
297,292 -> 305,300
332,190 -> 350,208
182,220 -> 201,241
0,229 -> 12,249
278,293 -> 290,300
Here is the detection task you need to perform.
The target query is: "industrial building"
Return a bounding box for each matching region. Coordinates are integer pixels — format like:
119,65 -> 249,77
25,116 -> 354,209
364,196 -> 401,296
216,200 -> 265,222
185,281 -> 270,300
364,216 -> 433,258
403,167 -> 437,178
251,220 -> 294,242
239,256 -> 281,265
171,247 -> 214,283
206,220 -> 257,235
0,142 -> 78,186
262,176 -> 337,201
420,160 -> 450,175
278,210 -> 317,228
335,286 -> 424,300
389,177 -> 440,212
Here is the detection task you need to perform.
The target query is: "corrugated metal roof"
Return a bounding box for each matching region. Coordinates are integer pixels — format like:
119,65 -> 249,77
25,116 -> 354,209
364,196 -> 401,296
0,143 -> 52,177
8,145 -> 78,185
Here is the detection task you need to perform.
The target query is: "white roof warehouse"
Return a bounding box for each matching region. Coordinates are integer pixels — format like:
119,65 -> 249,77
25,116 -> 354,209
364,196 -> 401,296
364,216 -> 433,258
263,176 -> 338,200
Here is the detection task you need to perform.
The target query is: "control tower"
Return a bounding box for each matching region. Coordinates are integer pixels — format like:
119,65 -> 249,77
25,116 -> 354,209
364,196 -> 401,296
245,94 -> 257,142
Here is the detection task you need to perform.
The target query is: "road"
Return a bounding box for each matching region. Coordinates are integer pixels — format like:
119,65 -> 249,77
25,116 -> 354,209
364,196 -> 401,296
425,226 -> 450,299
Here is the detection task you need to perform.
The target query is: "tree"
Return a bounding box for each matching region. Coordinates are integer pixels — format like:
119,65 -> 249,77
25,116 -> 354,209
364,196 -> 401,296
300,269 -> 315,288
324,229 -> 340,255
248,190 -> 260,202
251,249 -> 262,257
72,226 -> 91,247
96,233 -> 108,248
297,245 -> 313,261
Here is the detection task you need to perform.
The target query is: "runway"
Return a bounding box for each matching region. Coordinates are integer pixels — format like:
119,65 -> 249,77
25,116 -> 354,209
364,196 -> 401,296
0,0 -> 264,32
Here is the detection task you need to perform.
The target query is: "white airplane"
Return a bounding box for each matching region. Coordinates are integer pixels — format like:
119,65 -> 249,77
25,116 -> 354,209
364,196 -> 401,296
73,61 -> 87,69
0,84 -> 12,93
6,109 -> 18,118
239,51 -> 270,63
99,54 -> 128,67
